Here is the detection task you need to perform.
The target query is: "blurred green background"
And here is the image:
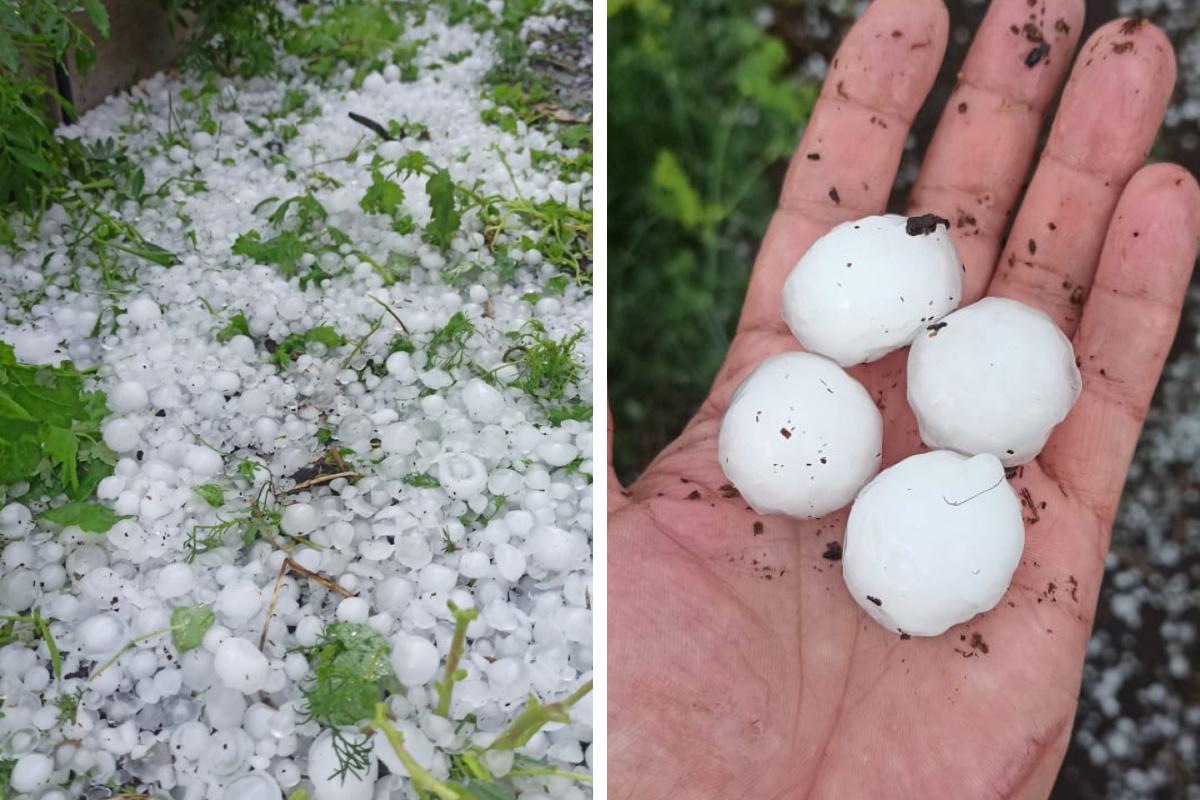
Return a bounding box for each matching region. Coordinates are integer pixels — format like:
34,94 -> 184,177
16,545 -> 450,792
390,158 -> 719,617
607,0 -> 826,483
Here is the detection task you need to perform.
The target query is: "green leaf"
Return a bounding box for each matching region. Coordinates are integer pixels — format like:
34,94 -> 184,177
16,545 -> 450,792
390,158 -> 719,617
193,484 -> 225,507
171,605 -> 215,653
303,326 -> 346,348
425,168 -> 462,249
40,503 -> 128,533
232,230 -> 306,276
360,170 -> 405,216
544,275 -> 569,295
0,28 -> 19,74
547,404 -> 592,426
43,426 -> 79,490
215,312 -> 251,343
82,0 -> 111,38
402,472 -> 439,488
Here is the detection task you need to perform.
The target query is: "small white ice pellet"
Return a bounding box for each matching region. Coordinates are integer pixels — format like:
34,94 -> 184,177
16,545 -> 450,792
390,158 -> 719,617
782,214 -> 963,366
842,450 -> 1024,636
214,637 -> 271,693
336,597 -> 370,624
461,378 -> 504,422
389,634 -> 440,687
10,753 -> 54,792
309,730 -> 377,800
718,352 -> 882,519
108,381 -> 149,413
281,503 -> 320,536
102,418 -> 141,453
906,297 -> 1082,466
156,563 -> 196,598
127,297 -> 163,328
437,452 -> 487,498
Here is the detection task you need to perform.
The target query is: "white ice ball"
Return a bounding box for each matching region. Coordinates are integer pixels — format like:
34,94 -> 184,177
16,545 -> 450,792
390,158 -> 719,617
842,450 -> 1024,637
214,637 -> 270,693
906,297 -> 1081,466
782,214 -> 963,366
108,381 -> 149,414
718,352 -> 882,518
389,633 -> 439,687
102,418 -> 141,453
308,730 -> 377,800
10,753 -> 54,792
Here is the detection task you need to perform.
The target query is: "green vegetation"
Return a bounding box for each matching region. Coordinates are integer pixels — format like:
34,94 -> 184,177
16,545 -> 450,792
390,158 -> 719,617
303,603 -> 594,798
162,0 -> 283,78
609,0 -> 819,480
0,341 -> 118,529
0,607 -> 62,679
0,0 -> 110,223
170,605 -> 216,653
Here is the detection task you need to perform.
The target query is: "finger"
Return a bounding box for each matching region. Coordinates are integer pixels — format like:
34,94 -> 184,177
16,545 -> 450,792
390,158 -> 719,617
907,0 -> 1084,303
738,0 -> 949,335
987,19 -> 1176,335
1040,164 -> 1200,526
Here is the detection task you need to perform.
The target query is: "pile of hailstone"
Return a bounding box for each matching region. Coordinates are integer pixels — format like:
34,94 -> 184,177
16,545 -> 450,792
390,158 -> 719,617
719,213 -> 1080,637
0,3 -> 592,800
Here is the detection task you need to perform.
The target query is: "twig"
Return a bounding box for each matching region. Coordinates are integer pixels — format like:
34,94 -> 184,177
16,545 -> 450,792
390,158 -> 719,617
285,470 -> 361,495
367,295 -> 410,334
348,111 -> 393,141
260,558 -> 290,650
285,557 -> 353,598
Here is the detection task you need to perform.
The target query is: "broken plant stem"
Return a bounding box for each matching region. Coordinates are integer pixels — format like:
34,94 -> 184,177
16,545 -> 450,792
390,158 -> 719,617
285,557 -> 353,598
90,626 -> 178,682
487,679 -> 593,751
260,557 -> 291,650
367,294 -> 410,333
371,705 -> 467,800
434,600 -> 480,718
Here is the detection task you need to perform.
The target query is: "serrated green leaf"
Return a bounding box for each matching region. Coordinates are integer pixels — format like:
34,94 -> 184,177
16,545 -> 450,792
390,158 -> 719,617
40,502 -> 128,533
232,230 -> 306,276
171,605 -> 215,653
43,426 -> 79,490
360,170 -> 405,216
426,169 -> 462,249
193,484 -> 225,507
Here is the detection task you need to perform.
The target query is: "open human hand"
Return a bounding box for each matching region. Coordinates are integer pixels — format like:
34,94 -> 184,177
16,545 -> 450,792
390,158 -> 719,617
607,0 -> 1200,797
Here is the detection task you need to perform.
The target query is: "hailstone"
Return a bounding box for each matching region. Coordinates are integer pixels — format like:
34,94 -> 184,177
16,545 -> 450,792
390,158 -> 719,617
782,214 -> 963,366
842,450 -> 1024,636
907,296 -> 1081,466
718,352 -> 882,519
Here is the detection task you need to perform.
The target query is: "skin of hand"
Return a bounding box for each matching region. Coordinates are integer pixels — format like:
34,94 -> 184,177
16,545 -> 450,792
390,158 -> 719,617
606,0 -> 1200,798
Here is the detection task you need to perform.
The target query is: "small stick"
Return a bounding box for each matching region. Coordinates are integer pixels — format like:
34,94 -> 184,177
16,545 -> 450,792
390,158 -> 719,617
348,112 -> 393,141
260,558 -> 290,650
368,295 -> 411,334
285,557 -> 353,598
329,448 -> 349,472
285,470 -> 360,495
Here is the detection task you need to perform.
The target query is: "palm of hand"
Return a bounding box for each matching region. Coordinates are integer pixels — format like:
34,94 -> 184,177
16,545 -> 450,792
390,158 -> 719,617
609,1 -> 1200,798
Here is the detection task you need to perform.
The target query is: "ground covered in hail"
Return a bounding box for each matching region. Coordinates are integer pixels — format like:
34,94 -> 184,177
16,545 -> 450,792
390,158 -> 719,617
0,1 -> 594,798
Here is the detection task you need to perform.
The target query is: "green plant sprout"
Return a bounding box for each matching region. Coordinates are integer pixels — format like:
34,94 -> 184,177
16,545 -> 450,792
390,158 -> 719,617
434,601 -> 479,717
0,340 -> 120,531
500,320 -> 586,401
296,623 -> 396,782
54,686 -> 85,726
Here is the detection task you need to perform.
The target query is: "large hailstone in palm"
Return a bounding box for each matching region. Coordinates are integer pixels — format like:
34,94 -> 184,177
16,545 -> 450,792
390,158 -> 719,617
718,352 -> 882,519
842,450 -> 1024,636
907,297 -> 1082,466
782,214 -> 963,366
